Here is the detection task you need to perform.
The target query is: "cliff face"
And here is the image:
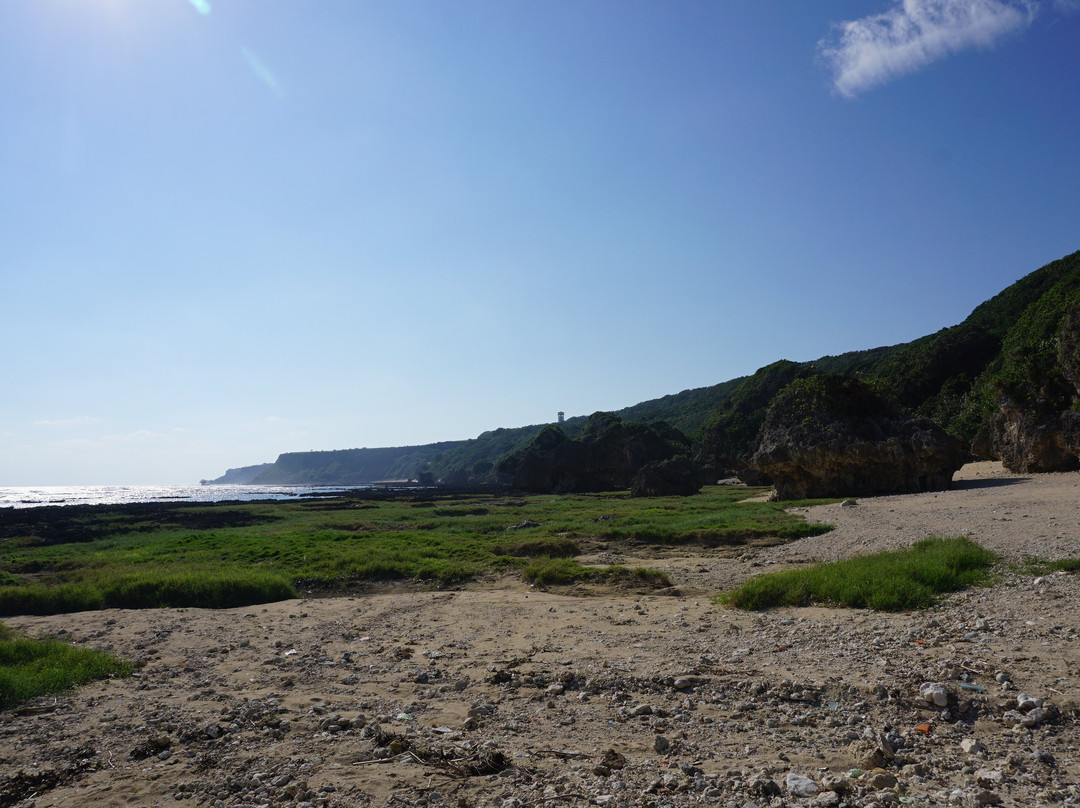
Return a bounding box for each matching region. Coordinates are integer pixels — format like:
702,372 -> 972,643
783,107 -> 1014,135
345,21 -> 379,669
748,376 -> 963,500
248,443 -> 471,485
202,463 -> 274,485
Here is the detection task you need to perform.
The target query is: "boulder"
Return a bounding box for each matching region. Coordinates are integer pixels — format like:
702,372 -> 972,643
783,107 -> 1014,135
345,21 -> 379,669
630,459 -> 701,497
748,375 -> 963,500
975,407 -> 1080,473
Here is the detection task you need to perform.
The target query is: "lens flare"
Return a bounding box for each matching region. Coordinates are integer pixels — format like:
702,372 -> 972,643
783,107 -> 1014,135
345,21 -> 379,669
242,47 -> 284,97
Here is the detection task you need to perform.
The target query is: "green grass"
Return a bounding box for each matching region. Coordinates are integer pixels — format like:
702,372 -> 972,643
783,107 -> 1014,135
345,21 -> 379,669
0,486 -> 833,615
720,536 -> 997,611
493,537 -> 582,558
0,567 -> 296,615
0,623 -> 131,709
1048,558 -> 1080,573
1018,556 -> 1080,575
520,556 -> 671,588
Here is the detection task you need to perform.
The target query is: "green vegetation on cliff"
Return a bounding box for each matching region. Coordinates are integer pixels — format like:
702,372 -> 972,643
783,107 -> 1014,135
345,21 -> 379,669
698,250 -> 1080,469
979,253 -> 1080,415
207,249 -> 1080,484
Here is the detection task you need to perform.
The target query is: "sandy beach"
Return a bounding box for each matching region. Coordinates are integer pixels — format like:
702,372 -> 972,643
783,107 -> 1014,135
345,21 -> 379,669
3,462 -> 1079,808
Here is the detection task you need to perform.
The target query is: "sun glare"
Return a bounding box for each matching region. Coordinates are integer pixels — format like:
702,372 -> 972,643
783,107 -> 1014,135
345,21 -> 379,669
52,0 -> 210,22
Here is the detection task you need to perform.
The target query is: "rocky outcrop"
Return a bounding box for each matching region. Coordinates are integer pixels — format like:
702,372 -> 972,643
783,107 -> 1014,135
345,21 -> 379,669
202,463 -> 275,485
630,459 -> 702,497
975,283 -> 1080,472
498,412 -> 692,494
975,408 -> 1080,473
749,376 -> 964,500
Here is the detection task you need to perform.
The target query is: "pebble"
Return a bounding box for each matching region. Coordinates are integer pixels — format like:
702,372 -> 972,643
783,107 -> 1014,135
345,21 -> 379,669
785,772 -> 819,797
813,790 -> 841,807
919,682 -> 949,707
1016,692 -> 1042,711
868,769 -> 897,789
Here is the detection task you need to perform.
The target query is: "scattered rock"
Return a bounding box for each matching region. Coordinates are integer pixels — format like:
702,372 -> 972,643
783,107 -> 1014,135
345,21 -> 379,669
960,738 -> 984,755
785,772 -> 820,797
919,681 -> 949,707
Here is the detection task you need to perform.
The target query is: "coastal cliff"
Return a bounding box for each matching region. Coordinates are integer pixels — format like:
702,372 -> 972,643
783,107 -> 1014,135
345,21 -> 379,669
207,250 -> 1080,492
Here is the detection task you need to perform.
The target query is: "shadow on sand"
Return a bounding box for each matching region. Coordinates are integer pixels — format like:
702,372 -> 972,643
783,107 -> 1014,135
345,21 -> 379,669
950,475 -> 1030,491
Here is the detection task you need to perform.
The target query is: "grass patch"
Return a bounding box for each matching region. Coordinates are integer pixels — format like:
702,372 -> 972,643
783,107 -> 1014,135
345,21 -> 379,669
1048,558 -> 1080,573
0,623 -> 131,709
0,485 -> 827,615
720,536 -> 997,611
520,557 -> 671,589
521,557 -> 594,586
1022,557 -> 1080,576
432,507 -> 491,517
493,537 -> 582,558
0,567 -> 296,616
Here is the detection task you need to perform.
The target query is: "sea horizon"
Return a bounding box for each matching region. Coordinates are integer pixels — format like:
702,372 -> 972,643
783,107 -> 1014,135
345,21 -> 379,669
0,483 -> 368,509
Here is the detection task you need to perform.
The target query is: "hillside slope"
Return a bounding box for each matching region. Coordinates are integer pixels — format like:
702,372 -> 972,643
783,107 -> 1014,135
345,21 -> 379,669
207,250 -> 1080,485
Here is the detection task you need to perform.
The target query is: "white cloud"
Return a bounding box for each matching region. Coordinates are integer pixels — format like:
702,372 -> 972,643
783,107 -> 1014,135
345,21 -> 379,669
820,0 -> 1036,97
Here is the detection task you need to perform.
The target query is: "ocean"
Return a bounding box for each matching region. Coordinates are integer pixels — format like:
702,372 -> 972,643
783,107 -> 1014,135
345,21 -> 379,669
0,484 -> 366,509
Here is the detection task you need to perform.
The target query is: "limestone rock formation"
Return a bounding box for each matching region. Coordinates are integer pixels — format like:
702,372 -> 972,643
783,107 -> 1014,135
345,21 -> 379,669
498,412 -> 691,494
748,375 -> 963,500
629,459 -> 702,497
975,408 -> 1080,473
974,286 -> 1080,472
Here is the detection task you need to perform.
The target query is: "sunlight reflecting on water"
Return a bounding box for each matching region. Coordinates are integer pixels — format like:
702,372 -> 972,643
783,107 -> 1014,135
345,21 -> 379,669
0,484 -> 365,509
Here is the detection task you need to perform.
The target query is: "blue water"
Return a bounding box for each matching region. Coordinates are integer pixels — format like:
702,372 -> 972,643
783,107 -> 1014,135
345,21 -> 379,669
0,484 -> 368,509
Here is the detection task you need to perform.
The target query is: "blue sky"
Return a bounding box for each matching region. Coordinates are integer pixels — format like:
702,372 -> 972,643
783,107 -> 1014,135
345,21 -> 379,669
1,0 -> 1078,485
